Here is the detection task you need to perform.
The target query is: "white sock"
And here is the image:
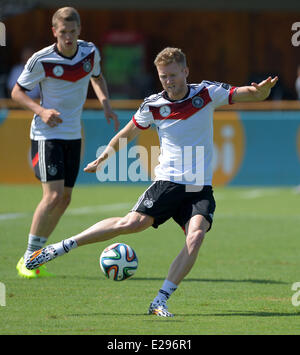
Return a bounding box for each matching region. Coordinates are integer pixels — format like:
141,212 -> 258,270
155,279 -> 178,303
52,237 -> 78,256
24,234 -> 47,259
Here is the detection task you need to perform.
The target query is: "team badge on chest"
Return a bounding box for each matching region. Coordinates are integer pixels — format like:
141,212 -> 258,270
83,59 -> 92,73
52,65 -> 64,77
159,105 -> 171,118
192,96 -> 204,108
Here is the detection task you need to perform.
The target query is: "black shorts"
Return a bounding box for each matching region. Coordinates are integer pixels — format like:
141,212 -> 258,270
31,139 -> 81,187
132,181 -> 216,232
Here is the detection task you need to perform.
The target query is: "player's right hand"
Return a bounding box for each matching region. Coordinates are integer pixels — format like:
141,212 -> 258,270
39,108 -> 63,127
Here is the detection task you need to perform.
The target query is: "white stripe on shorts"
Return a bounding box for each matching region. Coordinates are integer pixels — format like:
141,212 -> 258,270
38,140 -> 47,182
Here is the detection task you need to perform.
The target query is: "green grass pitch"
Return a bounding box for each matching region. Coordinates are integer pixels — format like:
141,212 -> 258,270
0,183 -> 300,335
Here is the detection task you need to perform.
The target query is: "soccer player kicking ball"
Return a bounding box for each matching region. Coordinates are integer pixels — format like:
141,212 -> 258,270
12,7 -> 119,279
26,47 -> 278,316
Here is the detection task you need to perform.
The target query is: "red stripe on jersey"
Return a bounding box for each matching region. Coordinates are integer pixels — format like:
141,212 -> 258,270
32,152 -> 39,168
149,87 -> 212,121
42,51 -> 95,82
229,86 -> 237,105
132,115 -> 150,130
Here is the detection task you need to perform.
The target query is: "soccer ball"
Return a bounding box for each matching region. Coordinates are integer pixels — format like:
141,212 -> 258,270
99,243 -> 138,281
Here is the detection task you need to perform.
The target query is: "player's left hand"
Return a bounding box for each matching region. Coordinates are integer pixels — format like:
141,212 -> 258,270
251,76 -> 279,101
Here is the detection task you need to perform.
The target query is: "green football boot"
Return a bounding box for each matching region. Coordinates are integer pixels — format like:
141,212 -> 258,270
16,257 -> 55,279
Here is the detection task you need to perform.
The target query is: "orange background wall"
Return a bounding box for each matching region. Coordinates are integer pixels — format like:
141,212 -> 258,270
0,109 -> 244,185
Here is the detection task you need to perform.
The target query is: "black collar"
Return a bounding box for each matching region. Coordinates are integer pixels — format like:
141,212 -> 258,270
54,43 -> 79,60
163,85 -> 190,102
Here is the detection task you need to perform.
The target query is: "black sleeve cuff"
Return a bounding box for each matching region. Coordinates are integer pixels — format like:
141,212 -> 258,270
16,82 -> 30,91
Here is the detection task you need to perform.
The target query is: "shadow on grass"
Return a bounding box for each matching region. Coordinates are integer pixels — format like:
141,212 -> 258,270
58,276 -> 288,285
132,277 -> 288,285
66,312 -> 183,323
66,310 -> 300,319
194,310 -> 300,318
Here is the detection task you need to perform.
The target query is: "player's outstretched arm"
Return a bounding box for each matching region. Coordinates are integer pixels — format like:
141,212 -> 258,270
90,74 -> 120,131
84,120 -> 140,173
232,76 -> 279,103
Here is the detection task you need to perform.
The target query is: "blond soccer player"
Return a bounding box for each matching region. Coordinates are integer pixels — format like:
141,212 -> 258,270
25,47 -> 277,316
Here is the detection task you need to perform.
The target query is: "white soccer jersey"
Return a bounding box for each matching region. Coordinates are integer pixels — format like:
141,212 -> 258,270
133,82 -> 236,186
17,40 -> 101,140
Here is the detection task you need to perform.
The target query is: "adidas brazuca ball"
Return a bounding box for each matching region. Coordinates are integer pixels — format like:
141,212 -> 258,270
99,243 -> 138,281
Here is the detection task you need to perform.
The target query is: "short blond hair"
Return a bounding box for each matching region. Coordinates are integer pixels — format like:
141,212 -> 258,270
52,7 -> 81,28
154,47 -> 187,67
